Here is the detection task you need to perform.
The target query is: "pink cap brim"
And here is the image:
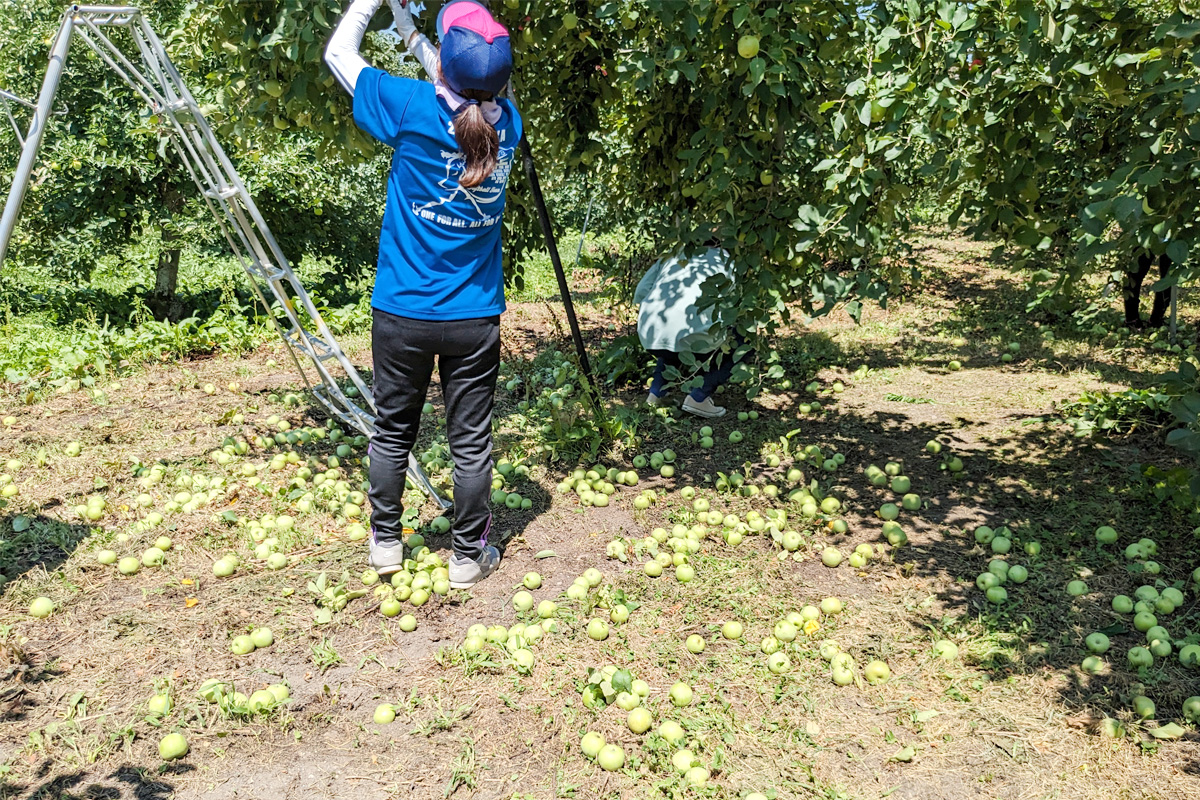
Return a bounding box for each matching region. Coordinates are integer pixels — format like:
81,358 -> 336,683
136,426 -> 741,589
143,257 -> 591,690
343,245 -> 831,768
439,0 -> 508,43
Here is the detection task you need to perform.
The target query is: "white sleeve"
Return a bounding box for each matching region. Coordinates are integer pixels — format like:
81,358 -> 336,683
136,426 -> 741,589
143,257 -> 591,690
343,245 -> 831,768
325,0 -> 385,97
410,33 -> 440,81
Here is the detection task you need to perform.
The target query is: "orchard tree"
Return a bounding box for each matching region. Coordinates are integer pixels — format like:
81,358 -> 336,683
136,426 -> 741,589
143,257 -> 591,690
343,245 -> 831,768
0,0 -> 386,319
914,0 -> 1200,329
0,0 -> 195,316
492,1 -> 931,342
184,0 -> 935,393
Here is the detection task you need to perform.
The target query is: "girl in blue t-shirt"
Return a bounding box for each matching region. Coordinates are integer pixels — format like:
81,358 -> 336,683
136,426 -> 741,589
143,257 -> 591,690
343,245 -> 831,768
326,0 -> 520,588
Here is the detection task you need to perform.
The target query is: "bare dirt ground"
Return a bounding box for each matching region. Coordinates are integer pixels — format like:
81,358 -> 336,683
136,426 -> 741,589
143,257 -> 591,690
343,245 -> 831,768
1,232 -> 1198,799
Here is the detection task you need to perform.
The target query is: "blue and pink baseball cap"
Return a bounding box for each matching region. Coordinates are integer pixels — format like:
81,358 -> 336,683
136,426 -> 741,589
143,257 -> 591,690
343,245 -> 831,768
437,1 -> 512,96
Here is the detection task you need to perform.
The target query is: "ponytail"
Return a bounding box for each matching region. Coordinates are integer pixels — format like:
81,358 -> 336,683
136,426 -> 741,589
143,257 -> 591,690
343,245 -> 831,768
454,89 -> 500,188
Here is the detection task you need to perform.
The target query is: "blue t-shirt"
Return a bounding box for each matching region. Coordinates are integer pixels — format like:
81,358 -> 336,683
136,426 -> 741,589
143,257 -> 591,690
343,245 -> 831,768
353,68 -> 522,321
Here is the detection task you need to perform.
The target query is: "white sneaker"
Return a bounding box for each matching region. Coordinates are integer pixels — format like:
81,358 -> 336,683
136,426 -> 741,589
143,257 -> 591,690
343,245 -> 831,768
368,534 -> 406,576
681,395 -> 726,418
646,391 -> 663,407
449,545 -> 501,589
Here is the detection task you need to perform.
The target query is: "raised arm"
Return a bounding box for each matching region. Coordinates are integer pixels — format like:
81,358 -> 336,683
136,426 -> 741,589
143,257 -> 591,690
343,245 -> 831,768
387,0 -> 440,79
325,0 -> 385,96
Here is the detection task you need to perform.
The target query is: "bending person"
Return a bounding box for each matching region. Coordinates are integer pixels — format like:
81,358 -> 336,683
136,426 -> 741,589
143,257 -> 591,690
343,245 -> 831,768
636,242 -> 743,419
326,0 -> 520,588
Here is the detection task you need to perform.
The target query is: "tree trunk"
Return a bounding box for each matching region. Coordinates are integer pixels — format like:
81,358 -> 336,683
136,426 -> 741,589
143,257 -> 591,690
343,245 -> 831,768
149,229 -> 180,321
149,186 -> 183,321
1123,252 -> 1153,329
1123,252 -> 1173,329
1148,254 -> 1172,329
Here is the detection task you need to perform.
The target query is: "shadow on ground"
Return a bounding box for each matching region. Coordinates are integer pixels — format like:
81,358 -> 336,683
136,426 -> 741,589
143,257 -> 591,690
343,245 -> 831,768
1,762 -> 193,800
0,513 -> 94,595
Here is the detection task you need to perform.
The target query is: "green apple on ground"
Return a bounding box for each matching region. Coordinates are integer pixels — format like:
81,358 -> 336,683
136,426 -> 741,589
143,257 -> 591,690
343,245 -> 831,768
158,733 -> 188,760
597,743 -> 625,771
658,720 -> 686,745
1128,647 -> 1154,669
147,693 -> 172,715
28,597 -> 54,618
1133,696 -> 1156,719
672,749 -> 698,774
864,660 -> 890,684
933,640 -> 958,660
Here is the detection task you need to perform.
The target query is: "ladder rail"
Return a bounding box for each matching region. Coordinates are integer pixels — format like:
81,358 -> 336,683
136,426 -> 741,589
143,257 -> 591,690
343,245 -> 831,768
131,16 -> 379,416
0,90 -> 37,146
0,12 -> 76,264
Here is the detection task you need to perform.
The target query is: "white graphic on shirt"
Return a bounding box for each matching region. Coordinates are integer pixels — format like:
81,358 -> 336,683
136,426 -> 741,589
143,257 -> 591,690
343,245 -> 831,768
411,139 -> 517,230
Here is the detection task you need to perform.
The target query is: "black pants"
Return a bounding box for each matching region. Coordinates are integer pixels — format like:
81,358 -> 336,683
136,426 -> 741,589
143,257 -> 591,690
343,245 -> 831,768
368,308 -> 499,562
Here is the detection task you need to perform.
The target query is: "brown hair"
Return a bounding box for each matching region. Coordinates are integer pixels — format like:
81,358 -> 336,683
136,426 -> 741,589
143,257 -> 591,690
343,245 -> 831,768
453,89 -> 500,188
437,55 -> 501,189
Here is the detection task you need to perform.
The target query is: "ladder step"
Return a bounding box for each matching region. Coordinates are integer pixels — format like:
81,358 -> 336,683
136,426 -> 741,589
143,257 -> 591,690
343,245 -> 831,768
203,185 -> 238,200
286,328 -> 338,362
311,386 -> 375,436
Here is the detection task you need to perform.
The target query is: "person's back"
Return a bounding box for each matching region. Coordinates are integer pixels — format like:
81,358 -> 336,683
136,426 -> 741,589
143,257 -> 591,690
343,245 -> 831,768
353,73 -> 522,320
636,247 -> 733,354
635,245 -> 741,419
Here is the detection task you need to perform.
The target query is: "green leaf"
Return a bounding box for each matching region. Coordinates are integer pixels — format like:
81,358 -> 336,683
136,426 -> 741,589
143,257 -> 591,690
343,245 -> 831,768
858,101 -> 873,126
1162,21 -> 1200,40
11,516 -> 31,533
1113,195 -> 1142,223
747,57 -> 766,88
1149,723 -> 1187,739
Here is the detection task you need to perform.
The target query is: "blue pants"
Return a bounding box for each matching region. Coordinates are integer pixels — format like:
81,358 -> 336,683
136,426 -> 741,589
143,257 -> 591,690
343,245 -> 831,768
648,347 -> 738,402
